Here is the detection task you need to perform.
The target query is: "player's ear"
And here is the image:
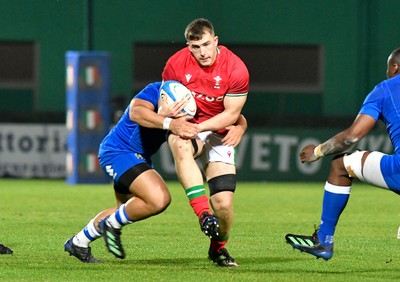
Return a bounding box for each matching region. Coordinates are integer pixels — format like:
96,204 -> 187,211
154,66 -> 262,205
394,63 -> 399,74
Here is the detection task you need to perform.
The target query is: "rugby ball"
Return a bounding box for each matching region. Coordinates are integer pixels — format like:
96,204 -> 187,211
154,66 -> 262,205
159,80 -> 197,117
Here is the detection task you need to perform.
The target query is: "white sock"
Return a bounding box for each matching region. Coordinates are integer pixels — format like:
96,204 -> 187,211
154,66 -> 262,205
73,219 -> 101,247
107,204 -> 132,229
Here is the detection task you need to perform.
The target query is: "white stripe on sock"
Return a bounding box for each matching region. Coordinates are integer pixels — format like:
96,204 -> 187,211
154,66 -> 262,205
87,219 -> 101,238
324,181 -> 351,194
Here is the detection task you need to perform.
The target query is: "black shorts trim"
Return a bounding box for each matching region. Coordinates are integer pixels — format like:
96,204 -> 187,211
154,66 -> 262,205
114,162 -> 152,194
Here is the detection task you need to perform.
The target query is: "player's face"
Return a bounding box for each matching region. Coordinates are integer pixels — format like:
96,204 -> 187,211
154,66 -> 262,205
187,32 -> 218,67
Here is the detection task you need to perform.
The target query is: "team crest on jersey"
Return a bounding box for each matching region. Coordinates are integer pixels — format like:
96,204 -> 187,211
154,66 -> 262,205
135,153 -> 144,160
185,74 -> 192,82
214,75 -> 222,89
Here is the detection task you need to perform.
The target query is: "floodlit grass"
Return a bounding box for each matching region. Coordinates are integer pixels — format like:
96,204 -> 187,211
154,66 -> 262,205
0,179 -> 400,281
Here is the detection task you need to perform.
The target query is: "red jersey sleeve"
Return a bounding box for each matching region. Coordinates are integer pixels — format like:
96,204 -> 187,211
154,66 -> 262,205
227,52 -> 249,95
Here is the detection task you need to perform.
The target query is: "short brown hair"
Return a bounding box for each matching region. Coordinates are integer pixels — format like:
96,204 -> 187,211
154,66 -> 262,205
184,18 -> 215,41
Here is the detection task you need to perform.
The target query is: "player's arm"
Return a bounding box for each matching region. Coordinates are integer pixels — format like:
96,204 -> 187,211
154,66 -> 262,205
300,114 -> 377,163
198,94 -> 247,132
222,114 -> 247,147
129,98 -> 168,129
129,98 -> 198,138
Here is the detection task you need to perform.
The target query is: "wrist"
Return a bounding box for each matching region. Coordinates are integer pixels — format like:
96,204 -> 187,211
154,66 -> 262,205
163,117 -> 172,130
313,144 -> 324,158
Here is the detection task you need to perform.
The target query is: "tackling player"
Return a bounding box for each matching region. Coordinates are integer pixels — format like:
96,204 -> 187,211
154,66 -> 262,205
64,82 -> 197,262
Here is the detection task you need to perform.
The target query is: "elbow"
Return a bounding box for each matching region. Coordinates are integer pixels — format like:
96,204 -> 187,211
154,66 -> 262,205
129,109 -> 140,123
343,137 -> 359,146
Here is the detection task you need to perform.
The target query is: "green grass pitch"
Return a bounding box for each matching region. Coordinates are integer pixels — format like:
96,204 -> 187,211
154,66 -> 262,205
0,179 -> 399,281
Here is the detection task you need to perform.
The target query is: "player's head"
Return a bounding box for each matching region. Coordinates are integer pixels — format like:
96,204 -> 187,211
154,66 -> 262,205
386,48 -> 400,78
184,18 -> 218,67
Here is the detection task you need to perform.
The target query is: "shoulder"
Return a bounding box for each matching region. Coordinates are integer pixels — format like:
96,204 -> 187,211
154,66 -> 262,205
219,46 -> 248,76
134,82 -> 161,102
163,47 -> 194,79
141,82 -> 162,94
164,47 -> 191,72
168,47 -> 190,62
218,46 -> 249,91
381,75 -> 400,90
368,77 -> 395,100
219,46 -> 246,64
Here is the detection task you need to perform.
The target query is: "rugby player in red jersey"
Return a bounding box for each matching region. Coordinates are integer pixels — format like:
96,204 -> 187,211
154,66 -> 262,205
162,18 -> 249,267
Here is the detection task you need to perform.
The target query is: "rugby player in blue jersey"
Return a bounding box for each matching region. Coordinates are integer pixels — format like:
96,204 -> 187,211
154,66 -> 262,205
64,82 -> 246,262
286,48 -> 400,260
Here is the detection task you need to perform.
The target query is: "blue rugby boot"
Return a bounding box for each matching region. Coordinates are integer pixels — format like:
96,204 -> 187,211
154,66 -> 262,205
285,230 -> 333,261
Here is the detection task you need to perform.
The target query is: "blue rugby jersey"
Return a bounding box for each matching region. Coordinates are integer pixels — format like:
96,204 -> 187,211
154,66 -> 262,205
359,75 -> 400,189
98,82 -> 166,160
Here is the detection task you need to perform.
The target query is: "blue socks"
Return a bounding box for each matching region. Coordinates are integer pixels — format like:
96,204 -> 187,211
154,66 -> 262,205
318,182 -> 351,246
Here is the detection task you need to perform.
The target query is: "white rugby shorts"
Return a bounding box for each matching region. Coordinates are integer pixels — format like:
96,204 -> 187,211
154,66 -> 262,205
197,131 -> 236,165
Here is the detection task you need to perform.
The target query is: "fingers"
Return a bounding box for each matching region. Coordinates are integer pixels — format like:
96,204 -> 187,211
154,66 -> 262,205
179,131 -> 197,139
299,146 -> 319,163
222,135 -> 238,146
172,99 -> 187,116
161,99 -> 188,118
222,125 -> 243,147
170,118 -> 199,138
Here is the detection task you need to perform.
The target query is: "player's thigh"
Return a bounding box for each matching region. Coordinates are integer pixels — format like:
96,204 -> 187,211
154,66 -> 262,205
205,162 -> 236,180
343,150 -> 388,188
102,153 -> 169,203
100,152 -> 145,182
130,169 -> 171,202
168,133 -> 203,158
199,132 -> 236,176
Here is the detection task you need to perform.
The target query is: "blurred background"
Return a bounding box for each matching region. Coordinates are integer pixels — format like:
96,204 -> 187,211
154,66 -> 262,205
0,0 -> 398,182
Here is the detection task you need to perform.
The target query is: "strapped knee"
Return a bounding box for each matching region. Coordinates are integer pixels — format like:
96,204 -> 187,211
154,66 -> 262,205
208,174 -> 236,196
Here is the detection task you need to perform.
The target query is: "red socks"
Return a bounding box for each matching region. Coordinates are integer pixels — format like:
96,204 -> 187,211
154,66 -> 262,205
189,195 -> 211,218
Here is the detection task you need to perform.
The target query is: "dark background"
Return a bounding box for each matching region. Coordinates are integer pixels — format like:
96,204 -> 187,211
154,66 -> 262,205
0,0 -> 398,128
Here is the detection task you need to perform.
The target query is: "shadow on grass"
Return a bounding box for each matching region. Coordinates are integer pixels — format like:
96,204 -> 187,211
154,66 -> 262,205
94,255 -> 400,277
97,255 -> 313,269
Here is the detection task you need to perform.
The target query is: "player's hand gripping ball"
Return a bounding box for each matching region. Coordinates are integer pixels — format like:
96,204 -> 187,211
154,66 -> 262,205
159,80 -> 197,117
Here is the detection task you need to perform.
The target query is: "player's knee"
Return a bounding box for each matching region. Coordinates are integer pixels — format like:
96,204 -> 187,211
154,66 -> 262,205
152,199 -> 171,215
149,193 -> 171,215
168,135 -> 193,159
208,174 -> 236,196
329,154 -> 348,176
210,194 -> 233,224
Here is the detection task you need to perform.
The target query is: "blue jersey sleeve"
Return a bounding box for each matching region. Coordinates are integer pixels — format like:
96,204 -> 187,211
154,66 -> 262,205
358,84 -> 383,121
134,82 -> 162,109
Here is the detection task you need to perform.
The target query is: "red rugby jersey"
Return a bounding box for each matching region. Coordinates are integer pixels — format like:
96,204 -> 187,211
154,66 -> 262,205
162,46 -> 249,129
